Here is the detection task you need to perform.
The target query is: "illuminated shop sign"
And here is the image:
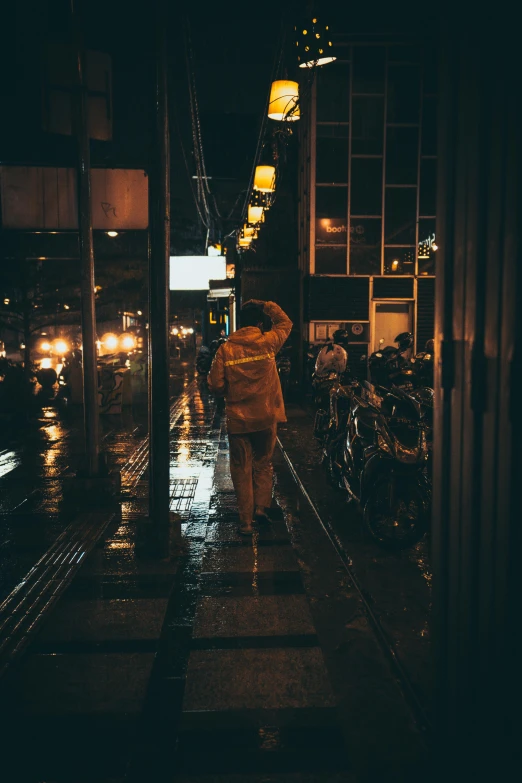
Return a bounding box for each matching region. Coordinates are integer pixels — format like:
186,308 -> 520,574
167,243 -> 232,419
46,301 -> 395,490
316,218 -> 347,243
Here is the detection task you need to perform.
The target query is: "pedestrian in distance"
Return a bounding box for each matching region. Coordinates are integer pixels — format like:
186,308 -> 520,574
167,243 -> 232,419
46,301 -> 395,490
208,299 -> 292,535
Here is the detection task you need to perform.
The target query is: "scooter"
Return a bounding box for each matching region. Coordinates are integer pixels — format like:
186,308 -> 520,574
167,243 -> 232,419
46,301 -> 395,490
324,381 -> 430,549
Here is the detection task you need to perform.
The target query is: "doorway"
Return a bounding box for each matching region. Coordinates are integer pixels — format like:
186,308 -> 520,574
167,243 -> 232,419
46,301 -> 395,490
372,301 -> 413,354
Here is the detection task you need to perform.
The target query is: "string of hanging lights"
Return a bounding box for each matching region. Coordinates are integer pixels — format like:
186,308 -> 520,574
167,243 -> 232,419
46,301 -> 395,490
235,12 -> 336,254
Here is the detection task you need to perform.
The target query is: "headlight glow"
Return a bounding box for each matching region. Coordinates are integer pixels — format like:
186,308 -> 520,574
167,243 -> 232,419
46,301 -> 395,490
54,340 -> 68,355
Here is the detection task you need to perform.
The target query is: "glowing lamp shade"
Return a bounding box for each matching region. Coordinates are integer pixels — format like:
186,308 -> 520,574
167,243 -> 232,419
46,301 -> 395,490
253,165 -> 276,193
53,339 -> 68,355
242,225 -> 257,239
268,80 -> 300,121
248,205 -> 264,225
239,236 -> 252,248
296,19 -> 336,68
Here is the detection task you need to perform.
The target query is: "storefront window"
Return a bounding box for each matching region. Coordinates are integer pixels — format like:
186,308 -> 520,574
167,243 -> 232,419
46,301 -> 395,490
384,247 -> 416,275
316,63 -> 350,122
315,246 -> 347,274
420,158 -> 437,216
350,158 -> 382,215
385,126 -> 419,185
422,96 -> 437,155
353,46 -> 385,94
316,125 -> 349,183
384,187 -> 417,244
352,96 -> 384,154
316,186 -> 348,219
387,65 -> 421,124
349,218 -> 381,275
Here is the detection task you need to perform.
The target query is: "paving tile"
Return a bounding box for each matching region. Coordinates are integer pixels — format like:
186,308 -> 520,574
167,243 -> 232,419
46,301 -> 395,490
192,595 -> 315,638
183,648 -> 336,711
37,598 -> 168,642
12,652 -> 155,715
201,545 -> 299,574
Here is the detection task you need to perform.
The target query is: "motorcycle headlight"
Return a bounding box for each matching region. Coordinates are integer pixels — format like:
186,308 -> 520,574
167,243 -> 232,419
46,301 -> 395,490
377,432 -> 395,456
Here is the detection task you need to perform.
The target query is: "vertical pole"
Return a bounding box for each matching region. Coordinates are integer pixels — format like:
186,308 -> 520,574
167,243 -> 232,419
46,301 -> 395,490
148,0 -> 172,555
71,0 -> 100,477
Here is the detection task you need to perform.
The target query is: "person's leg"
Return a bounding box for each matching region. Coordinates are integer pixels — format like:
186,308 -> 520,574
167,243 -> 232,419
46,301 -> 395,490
251,425 -> 277,520
228,432 -> 254,533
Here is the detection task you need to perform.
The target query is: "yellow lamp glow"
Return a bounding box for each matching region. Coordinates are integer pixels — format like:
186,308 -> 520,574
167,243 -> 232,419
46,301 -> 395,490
239,237 -> 252,248
54,339 -> 68,355
120,334 -> 136,351
41,341 -> 51,352
242,225 -> 257,238
253,165 -> 276,193
102,333 -> 119,351
268,80 -> 300,122
248,205 -> 264,224
40,358 -> 52,369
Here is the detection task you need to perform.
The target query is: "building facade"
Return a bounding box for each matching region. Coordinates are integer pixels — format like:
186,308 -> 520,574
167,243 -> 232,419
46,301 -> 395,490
298,40 -> 437,373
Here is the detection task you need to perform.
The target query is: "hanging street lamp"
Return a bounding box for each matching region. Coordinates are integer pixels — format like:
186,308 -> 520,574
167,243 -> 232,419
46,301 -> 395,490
250,189 -> 272,210
248,205 -> 264,225
253,165 -> 276,192
295,17 -> 336,68
268,80 -> 300,121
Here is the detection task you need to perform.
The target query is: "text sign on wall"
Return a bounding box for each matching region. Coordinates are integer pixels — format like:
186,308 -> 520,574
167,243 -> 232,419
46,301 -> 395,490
0,167 -> 148,230
316,218 -> 347,244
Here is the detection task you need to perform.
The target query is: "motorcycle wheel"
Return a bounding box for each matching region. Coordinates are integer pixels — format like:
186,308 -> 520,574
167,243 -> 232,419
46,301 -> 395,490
364,477 -> 429,550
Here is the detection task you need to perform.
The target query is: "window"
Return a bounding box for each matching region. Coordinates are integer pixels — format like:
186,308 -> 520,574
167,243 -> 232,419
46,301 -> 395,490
315,246 -> 347,274
316,63 -> 350,122
352,96 -> 384,154
316,217 -> 348,245
385,126 -> 419,185
420,158 -> 437,216
316,125 -> 349,183
353,46 -> 385,94
384,247 -> 416,275
385,187 -> 417,244
387,65 -> 421,124
421,96 -> 437,156
316,186 -> 348,219
350,218 -> 381,275
350,158 -> 382,215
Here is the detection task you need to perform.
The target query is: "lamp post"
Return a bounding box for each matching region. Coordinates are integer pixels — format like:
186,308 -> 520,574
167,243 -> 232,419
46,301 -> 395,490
147,0 -> 172,557
71,0 -> 100,478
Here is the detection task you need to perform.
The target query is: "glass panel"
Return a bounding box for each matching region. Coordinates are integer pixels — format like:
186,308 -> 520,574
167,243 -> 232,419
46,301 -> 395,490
350,218 -> 381,275
418,217 -> 437,275
316,125 -> 349,183
421,96 -> 437,155
315,246 -> 347,274
384,247 -> 416,275
420,158 -> 437,216
352,96 -> 384,154
316,63 -> 350,122
387,65 -> 421,124
316,217 -> 348,245
423,46 -> 438,94
352,46 -> 385,94
385,126 -> 419,185
388,45 -> 421,62
384,187 -> 417,244
316,186 -> 348,219
350,158 -> 382,216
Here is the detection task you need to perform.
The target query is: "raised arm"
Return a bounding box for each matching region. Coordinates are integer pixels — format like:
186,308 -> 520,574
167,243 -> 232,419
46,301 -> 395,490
208,344 -> 226,397
262,300 -> 293,354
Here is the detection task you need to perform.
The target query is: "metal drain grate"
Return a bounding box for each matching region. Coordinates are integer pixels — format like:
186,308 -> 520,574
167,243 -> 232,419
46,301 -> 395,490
169,478 -> 199,515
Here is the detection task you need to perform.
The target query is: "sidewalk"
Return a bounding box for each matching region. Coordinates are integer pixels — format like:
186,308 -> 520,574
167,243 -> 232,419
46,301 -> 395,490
2,386 -> 427,783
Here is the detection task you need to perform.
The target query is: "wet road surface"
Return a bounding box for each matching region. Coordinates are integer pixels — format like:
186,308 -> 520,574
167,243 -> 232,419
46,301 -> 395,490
1,382 -> 428,782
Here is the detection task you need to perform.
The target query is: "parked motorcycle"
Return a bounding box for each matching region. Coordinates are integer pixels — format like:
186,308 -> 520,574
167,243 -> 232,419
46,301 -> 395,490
276,345 -> 292,400
324,380 -> 430,549
369,332 -> 416,390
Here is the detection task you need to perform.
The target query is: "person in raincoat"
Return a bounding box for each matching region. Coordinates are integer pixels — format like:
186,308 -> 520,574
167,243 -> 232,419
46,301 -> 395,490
208,299 -> 292,535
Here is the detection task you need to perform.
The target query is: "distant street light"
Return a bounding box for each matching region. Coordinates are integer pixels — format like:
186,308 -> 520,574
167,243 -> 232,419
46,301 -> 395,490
106,231 -> 119,237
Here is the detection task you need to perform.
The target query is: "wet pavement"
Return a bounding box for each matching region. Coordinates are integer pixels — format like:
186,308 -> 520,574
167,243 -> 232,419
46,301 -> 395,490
1,380 -> 429,782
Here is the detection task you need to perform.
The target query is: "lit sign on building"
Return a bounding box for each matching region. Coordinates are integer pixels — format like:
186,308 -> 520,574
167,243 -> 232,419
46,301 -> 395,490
169,256 -> 227,291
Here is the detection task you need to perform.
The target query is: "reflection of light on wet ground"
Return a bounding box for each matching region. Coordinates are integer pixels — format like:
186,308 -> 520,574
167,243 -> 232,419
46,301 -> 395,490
0,450 -> 21,479
42,409 -> 56,419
